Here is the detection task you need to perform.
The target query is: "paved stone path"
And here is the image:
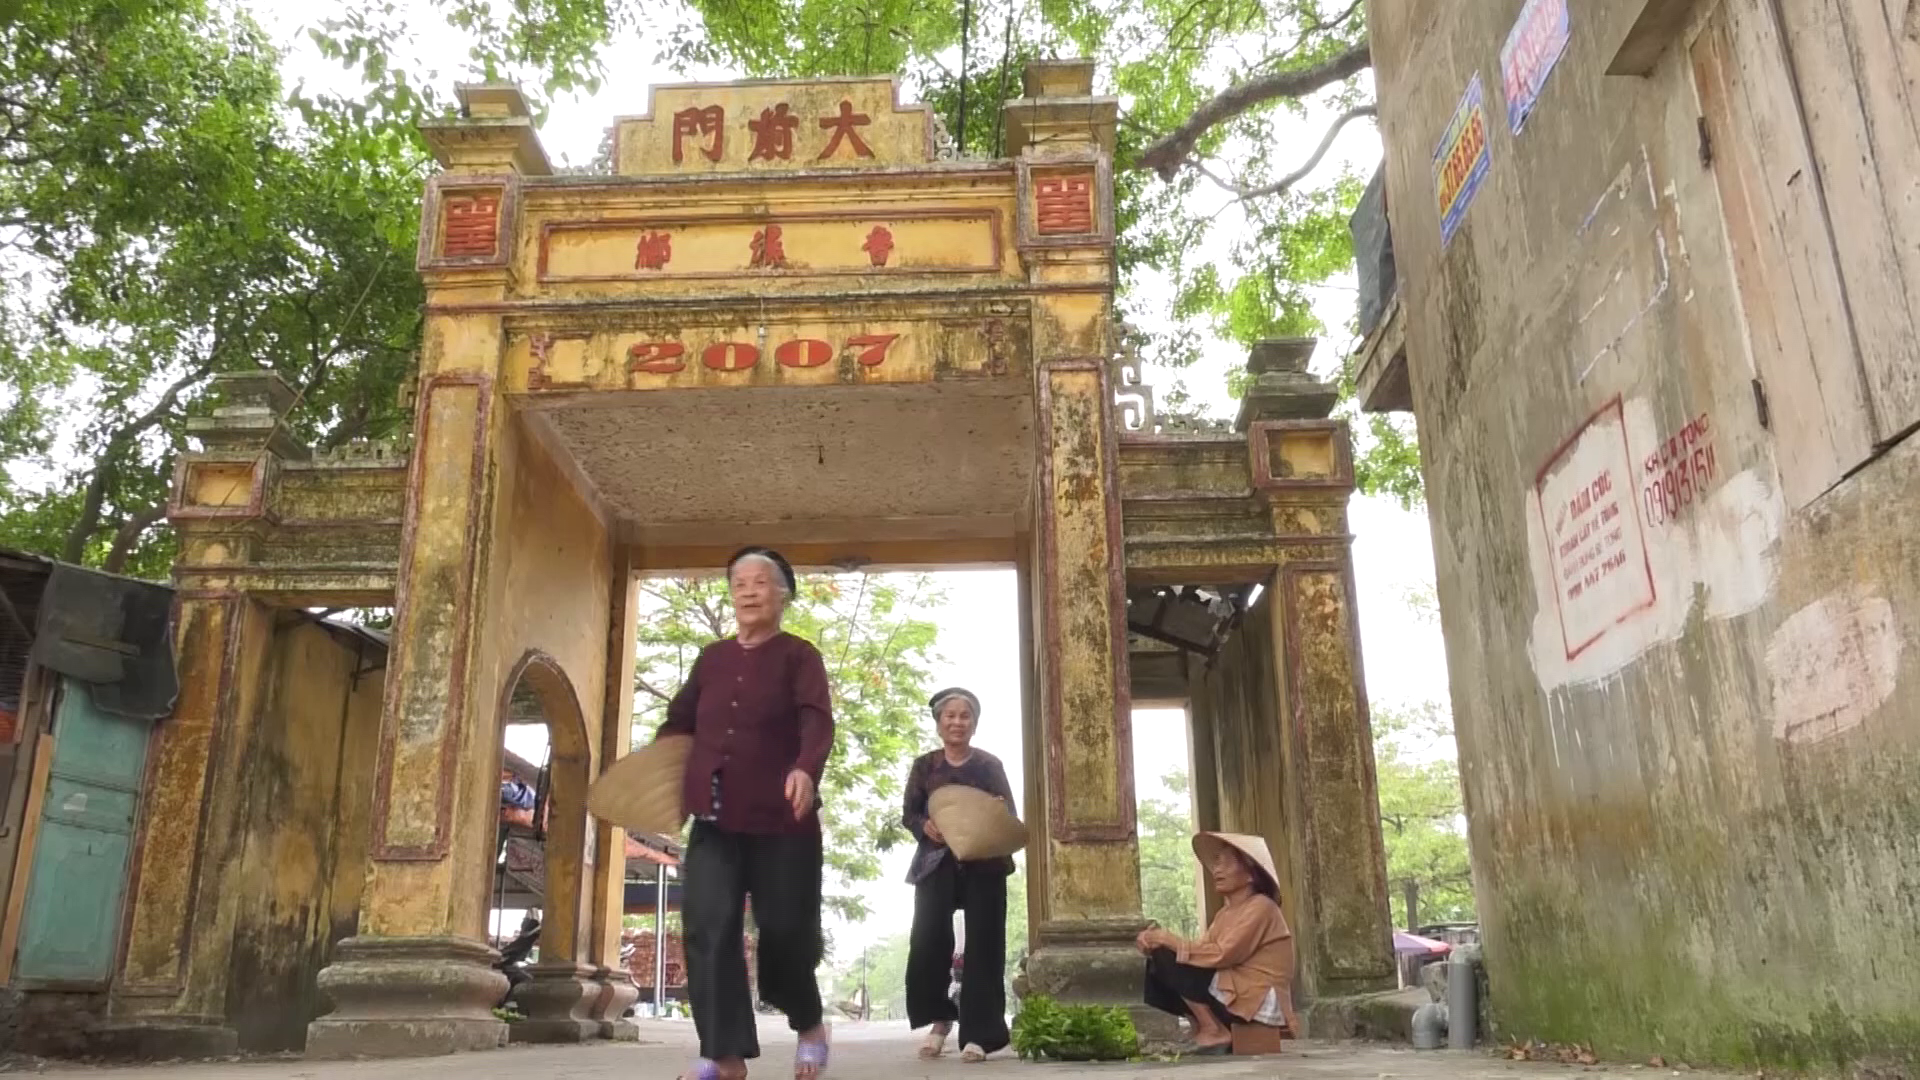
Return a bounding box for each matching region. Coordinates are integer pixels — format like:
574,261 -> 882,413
1,1021 -> 1745,1080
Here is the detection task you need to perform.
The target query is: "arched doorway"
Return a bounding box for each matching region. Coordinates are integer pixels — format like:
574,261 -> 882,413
489,650 -> 600,1042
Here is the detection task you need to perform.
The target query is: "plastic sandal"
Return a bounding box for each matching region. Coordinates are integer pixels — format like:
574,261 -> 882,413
961,1043 -> 987,1063
919,1024 -> 949,1059
796,1028 -> 831,1079
681,1059 -> 723,1080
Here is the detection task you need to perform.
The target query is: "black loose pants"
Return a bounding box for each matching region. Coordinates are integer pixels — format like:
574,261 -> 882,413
905,855 -> 1009,1054
683,821 -> 826,1062
1143,946 -> 1237,1029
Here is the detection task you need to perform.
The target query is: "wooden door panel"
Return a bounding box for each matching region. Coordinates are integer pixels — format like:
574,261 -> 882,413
1776,0 -> 1920,439
12,682 -> 149,985
1691,1 -> 1878,506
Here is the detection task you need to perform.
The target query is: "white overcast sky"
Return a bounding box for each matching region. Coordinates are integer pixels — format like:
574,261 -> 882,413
246,0 -> 1449,954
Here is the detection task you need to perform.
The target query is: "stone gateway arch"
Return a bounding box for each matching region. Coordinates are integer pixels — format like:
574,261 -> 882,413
107,63 -> 1394,1056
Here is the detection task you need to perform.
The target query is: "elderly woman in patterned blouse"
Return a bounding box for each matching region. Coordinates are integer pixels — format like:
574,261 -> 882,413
654,547 -> 834,1080
901,686 -> 1016,1063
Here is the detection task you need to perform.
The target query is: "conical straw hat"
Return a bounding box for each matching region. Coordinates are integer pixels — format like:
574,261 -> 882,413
1192,831 -> 1281,893
587,735 -> 692,838
928,784 -> 1028,861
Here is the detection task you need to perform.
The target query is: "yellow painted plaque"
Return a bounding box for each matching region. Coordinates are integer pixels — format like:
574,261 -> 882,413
613,78 -> 932,175
539,211 -> 1003,281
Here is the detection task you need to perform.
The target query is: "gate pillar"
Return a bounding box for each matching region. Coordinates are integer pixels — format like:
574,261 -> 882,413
102,373 -> 303,1056
1005,63 -> 1155,1019
305,86 -> 547,1058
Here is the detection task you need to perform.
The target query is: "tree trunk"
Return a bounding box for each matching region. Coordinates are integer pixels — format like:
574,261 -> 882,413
1402,878 -> 1421,933
61,455 -> 117,564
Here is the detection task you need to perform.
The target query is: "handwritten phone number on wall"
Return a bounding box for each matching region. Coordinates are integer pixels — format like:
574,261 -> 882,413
1640,413 -> 1716,526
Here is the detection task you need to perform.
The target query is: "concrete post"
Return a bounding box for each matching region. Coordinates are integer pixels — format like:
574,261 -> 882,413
1003,60 -> 1151,1019
102,373 -> 310,1056
1236,343 -> 1396,998
306,84 -> 548,1058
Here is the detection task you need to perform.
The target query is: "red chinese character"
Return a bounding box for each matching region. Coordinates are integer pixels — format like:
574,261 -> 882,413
862,225 -> 894,267
442,190 -> 501,257
672,105 -> 725,164
817,99 -> 873,160
749,103 -> 800,161
750,224 -> 787,269
1035,173 -> 1096,234
634,230 -> 673,270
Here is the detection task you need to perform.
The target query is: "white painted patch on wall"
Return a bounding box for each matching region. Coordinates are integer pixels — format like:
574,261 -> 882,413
1765,590 -> 1902,745
1526,396 -> 1785,690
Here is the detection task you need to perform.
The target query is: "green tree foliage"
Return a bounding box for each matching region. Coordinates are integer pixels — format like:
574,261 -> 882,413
0,0 -> 424,575
1372,699 -> 1474,928
631,573 -> 944,921
1137,770 -> 1201,938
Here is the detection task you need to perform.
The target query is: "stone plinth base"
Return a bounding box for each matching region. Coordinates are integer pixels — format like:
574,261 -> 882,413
509,961 -> 600,1044
1025,920 -> 1182,1048
306,935 -> 508,1059
589,965 -> 642,1040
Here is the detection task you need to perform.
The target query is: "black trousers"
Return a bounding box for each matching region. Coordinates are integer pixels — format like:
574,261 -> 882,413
905,856 -> 1009,1054
1144,947 -> 1237,1030
683,821 -> 825,1062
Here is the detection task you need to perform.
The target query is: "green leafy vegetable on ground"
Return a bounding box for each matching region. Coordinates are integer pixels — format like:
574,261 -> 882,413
1010,995 -> 1138,1061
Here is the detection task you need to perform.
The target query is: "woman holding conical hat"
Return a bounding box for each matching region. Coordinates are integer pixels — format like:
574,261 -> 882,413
1135,832 -> 1299,1054
900,686 -> 1017,1063
654,547 -> 834,1080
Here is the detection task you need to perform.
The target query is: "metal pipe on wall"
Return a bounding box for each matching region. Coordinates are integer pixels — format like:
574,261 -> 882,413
655,866 -> 669,1016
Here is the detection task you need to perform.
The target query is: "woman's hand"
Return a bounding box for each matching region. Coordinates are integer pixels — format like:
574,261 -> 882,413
1135,927 -> 1176,954
924,819 -> 945,845
784,769 -> 816,821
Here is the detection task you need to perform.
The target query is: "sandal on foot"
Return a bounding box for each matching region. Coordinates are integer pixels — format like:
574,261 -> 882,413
680,1060 -> 722,1080
919,1025 -> 950,1059
796,1028 -> 831,1079
961,1043 -> 988,1063
1189,1042 -> 1232,1057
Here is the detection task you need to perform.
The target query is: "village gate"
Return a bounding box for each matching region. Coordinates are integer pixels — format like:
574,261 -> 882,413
103,63 -> 1394,1057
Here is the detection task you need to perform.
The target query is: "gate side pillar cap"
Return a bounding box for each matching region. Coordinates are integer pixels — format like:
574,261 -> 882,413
1235,337 -> 1337,430
1004,58 -> 1117,157
420,82 -> 552,175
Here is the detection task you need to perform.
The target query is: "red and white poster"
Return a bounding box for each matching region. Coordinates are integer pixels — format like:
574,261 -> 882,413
1535,398 -> 1658,660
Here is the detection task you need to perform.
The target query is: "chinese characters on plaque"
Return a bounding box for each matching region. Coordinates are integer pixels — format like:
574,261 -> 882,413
440,189 -> 503,258
1033,172 -> 1096,235
671,99 -> 875,166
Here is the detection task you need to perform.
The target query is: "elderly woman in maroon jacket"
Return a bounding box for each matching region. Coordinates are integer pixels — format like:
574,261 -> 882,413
654,547 -> 834,1080
901,686 -> 1015,1063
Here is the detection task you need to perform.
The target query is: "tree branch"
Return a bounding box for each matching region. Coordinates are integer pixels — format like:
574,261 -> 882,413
103,501 -> 168,573
1135,38 -> 1373,180
1195,103 -> 1378,203
634,676 -> 674,703
59,358 -> 216,563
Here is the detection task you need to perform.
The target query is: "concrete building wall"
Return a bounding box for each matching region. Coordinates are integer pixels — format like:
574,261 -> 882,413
1370,0 -> 1920,1068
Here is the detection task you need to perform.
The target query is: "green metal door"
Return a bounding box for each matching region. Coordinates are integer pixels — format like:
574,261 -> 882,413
14,678 -> 151,984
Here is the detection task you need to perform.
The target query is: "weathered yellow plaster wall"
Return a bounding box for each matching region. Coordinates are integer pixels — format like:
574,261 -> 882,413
223,618 -> 383,1051
453,411 -> 612,956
